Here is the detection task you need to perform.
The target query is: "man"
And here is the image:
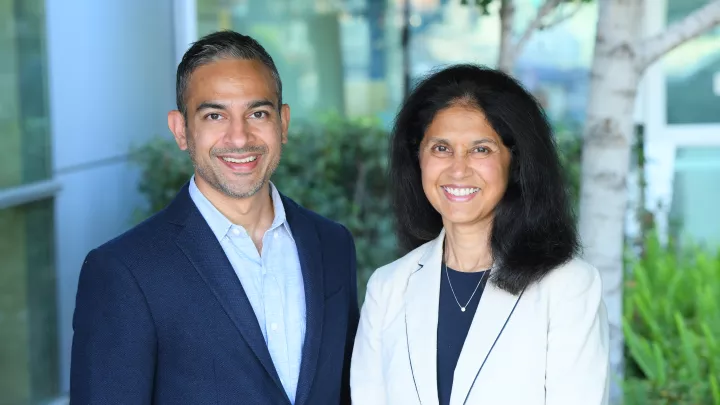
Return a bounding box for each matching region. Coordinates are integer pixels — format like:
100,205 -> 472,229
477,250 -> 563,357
70,31 -> 359,405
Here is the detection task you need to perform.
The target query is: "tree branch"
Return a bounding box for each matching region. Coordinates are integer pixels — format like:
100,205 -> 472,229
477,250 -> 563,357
636,0 -> 720,72
540,1 -> 584,30
514,0 -> 563,59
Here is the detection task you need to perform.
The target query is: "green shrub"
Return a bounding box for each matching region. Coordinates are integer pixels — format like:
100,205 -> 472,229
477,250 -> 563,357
623,232 -> 720,404
554,122 -> 582,212
131,115 -> 582,300
130,113 -> 397,297
130,136 -> 194,220
272,113 -> 397,292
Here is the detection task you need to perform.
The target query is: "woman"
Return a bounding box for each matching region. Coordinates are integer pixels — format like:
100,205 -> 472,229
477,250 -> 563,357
350,65 -> 609,405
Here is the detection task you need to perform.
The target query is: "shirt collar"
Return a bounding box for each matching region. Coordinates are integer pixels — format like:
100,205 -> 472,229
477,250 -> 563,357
188,175 -> 292,242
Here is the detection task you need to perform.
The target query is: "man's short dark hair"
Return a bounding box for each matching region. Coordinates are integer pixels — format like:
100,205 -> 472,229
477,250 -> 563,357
175,30 -> 282,116
389,64 -> 579,295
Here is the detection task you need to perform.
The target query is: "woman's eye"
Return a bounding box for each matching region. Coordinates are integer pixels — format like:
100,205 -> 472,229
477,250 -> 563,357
474,146 -> 489,153
434,145 -> 449,152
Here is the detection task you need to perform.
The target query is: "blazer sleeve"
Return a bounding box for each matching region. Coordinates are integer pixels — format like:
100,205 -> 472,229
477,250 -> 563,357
350,270 -> 387,405
341,226 -> 360,405
70,249 -> 157,405
545,262 -> 610,405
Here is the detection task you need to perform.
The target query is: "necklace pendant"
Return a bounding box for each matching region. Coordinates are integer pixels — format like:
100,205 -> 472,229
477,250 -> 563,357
461,307 -> 466,312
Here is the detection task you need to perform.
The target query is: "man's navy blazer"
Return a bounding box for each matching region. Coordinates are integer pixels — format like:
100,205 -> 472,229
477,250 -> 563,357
70,183 -> 360,405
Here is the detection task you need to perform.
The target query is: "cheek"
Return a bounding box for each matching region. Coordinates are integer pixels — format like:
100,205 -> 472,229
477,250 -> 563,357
477,161 -> 510,192
419,158 -> 446,203
419,156 -> 438,186
194,126 -> 228,151
251,124 -> 282,146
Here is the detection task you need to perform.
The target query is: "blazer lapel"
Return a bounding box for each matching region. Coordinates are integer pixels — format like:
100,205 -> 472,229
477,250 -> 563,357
450,276 -> 525,405
169,187 -> 287,400
404,230 -> 445,405
282,196 -> 324,405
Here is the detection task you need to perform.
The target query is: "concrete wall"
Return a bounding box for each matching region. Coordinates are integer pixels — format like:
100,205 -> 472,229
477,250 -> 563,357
45,0 -> 177,392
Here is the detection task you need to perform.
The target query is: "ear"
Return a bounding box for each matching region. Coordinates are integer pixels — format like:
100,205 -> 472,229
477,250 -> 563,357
168,110 -> 188,150
280,104 -> 290,144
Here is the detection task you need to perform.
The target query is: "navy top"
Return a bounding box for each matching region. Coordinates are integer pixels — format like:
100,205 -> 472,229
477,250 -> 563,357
437,264 -> 490,405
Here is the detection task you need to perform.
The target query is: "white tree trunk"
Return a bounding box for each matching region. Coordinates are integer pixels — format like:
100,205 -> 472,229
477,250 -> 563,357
498,0 -> 516,73
579,0 -> 642,402
580,0 -> 720,403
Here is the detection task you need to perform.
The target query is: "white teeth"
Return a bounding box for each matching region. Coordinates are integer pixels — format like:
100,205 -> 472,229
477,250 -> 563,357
222,156 -> 257,163
443,187 -> 479,196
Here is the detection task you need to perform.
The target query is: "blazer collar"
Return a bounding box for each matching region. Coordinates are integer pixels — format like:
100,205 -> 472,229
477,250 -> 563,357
404,230 -> 444,404
404,229 -> 525,405
167,183 -> 326,405
281,195 -> 325,405
169,183 -> 288,401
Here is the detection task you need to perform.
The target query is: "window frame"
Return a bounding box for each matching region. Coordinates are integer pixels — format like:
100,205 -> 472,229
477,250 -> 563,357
641,0 -> 720,241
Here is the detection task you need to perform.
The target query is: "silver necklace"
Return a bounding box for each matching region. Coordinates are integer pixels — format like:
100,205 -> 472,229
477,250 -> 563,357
444,260 -> 488,312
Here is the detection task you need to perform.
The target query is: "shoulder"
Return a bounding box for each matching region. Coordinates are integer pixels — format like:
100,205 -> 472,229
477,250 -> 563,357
365,241 -> 433,296
280,194 -> 353,242
87,207 -> 176,269
536,257 -> 604,304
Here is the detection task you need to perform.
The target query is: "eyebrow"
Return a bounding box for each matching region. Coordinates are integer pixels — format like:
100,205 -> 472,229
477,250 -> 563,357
247,99 -> 276,110
195,99 -> 277,114
428,137 -> 498,145
195,101 -> 228,113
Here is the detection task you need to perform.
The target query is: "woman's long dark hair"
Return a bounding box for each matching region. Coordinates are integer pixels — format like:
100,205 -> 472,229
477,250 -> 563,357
389,64 -> 579,295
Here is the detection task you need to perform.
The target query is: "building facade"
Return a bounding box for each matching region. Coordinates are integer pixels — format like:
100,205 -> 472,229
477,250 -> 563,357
0,0 -> 716,402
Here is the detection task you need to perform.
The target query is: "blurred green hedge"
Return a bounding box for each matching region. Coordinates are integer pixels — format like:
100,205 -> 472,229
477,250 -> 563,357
131,114 -> 582,298
624,233 -> 720,404
131,116 -> 720,402
131,113 -> 398,295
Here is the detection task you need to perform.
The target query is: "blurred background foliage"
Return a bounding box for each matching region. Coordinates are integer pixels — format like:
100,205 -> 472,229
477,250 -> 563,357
131,113 -> 583,298
131,114 -> 720,403
623,232 -> 720,405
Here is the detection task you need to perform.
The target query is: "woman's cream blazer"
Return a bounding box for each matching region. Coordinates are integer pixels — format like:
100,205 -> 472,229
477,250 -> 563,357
350,230 -> 610,405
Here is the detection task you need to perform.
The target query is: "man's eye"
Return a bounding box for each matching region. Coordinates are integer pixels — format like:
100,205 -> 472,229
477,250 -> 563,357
251,111 -> 268,119
206,113 -> 222,120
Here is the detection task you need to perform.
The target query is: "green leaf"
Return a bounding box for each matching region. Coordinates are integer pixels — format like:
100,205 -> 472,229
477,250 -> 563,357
675,312 -> 701,383
710,373 -> 720,405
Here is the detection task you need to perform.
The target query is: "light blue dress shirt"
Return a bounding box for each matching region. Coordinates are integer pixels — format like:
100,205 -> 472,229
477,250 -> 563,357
189,176 -> 306,404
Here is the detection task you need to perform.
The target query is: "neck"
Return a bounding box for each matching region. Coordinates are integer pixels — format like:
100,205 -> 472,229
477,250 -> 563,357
194,176 -> 275,239
443,219 -> 494,273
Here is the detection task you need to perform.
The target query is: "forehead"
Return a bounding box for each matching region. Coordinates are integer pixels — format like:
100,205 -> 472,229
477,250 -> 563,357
425,105 -> 498,140
186,58 -> 277,106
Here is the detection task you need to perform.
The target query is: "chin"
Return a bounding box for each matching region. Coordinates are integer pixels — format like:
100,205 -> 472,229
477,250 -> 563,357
440,208 -> 491,228
231,182 -> 266,198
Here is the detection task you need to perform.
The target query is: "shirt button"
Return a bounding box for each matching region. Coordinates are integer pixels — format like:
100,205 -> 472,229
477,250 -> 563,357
231,228 -> 240,236
271,322 -> 278,331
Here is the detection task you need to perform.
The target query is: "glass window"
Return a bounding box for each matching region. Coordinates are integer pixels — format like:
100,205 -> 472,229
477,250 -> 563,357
665,0 -> 720,124
195,0 -> 597,128
196,0 -> 403,125
0,0 -> 58,403
405,0 -> 598,125
0,0 -> 52,189
0,199 -> 58,404
669,147 -> 720,247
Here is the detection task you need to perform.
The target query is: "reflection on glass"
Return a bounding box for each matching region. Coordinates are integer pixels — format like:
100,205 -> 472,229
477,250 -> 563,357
0,199 -> 59,404
195,0 -> 598,128
196,0 -> 403,126
670,147 -> 720,247
404,1 -> 597,125
0,0 -> 52,189
665,0 -> 720,124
